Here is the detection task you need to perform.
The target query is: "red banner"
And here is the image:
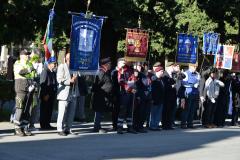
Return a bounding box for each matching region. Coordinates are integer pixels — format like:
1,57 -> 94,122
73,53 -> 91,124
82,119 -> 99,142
232,52 -> 240,72
125,29 -> 149,62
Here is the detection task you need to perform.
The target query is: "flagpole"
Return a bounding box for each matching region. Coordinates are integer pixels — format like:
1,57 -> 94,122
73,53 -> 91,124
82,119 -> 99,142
87,0 -> 91,11
52,0 -> 57,10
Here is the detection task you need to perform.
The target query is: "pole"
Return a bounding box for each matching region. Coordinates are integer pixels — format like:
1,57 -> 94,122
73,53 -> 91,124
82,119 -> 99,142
52,0 -> 57,10
87,0 -> 91,11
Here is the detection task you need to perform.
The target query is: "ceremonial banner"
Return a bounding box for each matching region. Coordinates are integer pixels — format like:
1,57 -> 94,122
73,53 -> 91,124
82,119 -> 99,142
232,52 -> 240,72
43,9 -> 55,61
214,45 -> 235,70
125,29 -> 149,62
222,45 -> 235,69
70,14 -> 104,74
176,33 -> 198,64
214,45 -> 224,68
203,32 -> 219,55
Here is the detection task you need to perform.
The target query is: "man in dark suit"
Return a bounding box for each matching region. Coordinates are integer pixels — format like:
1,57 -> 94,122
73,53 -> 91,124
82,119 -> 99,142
92,57 -> 113,133
39,57 -> 57,129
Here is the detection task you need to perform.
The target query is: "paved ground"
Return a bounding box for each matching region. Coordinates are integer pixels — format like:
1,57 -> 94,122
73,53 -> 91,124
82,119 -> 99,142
0,122 -> 240,160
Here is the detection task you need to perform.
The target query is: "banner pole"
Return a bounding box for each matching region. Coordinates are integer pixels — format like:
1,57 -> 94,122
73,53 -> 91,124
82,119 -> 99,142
52,0 -> 57,10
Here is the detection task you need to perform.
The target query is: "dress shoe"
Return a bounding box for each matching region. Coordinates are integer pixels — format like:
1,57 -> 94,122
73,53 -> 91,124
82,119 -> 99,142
149,128 -> 161,131
15,128 -> 26,137
24,128 -> 33,136
137,128 -> 148,133
117,128 -> 124,134
127,128 -> 138,134
181,125 -> 188,129
58,131 -> 67,136
187,125 -> 194,129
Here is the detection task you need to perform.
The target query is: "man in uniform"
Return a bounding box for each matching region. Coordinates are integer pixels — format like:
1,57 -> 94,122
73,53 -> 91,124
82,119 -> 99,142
13,49 -> 36,136
116,58 -> 137,134
180,64 -> 200,129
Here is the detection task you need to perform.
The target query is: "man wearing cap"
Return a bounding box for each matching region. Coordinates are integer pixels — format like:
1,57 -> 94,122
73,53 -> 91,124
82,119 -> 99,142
203,68 -> 224,128
92,57 -> 113,133
39,57 -> 57,129
149,65 -> 165,130
162,62 -> 178,130
133,62 -> 151,133
111,59 -> 124,131
180,63 -> 200,129
13,49 -> 36,136
229,73 -> 240,126
116,58 -> 137,134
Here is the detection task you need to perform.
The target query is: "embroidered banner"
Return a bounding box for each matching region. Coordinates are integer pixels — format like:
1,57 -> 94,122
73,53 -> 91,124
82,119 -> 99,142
70,14 -> 104,75
222,45 -> 235,69
214,45 -> 224,68
176,33 -> 198,64
203,32 -> 219,55
125,29 -> 149,62
214,45 -> 235,70
232,52 -> 240,72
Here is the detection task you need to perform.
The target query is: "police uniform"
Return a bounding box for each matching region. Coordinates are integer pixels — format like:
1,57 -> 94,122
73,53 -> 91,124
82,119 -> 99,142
181,68 -> 200,128
13,50 -> 36,136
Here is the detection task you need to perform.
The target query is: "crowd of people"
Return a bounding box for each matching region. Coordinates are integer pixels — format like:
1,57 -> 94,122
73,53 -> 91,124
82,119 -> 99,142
11,49 -> 240,136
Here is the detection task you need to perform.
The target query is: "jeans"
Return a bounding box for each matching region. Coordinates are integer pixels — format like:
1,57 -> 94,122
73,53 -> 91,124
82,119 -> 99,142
149,104 -> 163,129
94,112 -> 104,130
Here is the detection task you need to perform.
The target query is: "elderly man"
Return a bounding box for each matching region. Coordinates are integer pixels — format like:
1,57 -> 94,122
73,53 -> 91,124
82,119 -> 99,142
162,62 -> 179,130
56,52 -> 77,136
92,57 -> 113,133
39,57 -> 57,129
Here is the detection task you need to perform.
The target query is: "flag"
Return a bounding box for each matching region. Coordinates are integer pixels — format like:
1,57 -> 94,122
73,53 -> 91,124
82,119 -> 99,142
125,29 -> 149,62
203,32 -> 219,55
176,33 -> 198,64
214,45 -> 224,68
69,13 -> 104,75
214,45 -> 235,70
232,52 -> 240,72
43,9 -> 55,61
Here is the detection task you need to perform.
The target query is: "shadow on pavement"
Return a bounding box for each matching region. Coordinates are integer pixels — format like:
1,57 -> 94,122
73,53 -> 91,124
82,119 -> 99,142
0,126 -> 240,160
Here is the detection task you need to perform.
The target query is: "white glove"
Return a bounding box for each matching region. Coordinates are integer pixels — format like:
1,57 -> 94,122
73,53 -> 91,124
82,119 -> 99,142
200,96 -> 205,102
194,83 -> 199,88
27,67 -> 33,73
210,98 -> 216,103
28,85 -> 35,92
216,80 -> 225,87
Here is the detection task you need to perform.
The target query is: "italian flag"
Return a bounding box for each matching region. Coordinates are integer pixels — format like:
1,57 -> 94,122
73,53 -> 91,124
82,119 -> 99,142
43,9 -> 55,61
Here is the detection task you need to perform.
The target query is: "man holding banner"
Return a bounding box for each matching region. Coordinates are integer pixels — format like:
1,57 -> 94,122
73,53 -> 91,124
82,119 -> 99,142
56,52 -> 78,136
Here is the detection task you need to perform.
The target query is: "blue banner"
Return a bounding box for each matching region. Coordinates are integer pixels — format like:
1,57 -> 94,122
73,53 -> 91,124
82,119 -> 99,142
70,14 -> 104,75
176,34 -> 198,64
203,32 -> 219,55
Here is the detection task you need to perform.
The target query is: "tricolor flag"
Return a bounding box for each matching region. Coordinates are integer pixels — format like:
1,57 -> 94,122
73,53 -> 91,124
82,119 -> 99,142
43,9 -> 55,61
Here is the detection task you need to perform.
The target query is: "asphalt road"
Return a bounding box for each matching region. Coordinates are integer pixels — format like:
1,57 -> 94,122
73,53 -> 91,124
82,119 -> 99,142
0,122 -> 240,160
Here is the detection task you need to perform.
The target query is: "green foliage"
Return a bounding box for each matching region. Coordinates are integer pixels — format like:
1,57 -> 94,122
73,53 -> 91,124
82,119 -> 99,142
176,1 -> 218,35
0,0 -> 239,58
